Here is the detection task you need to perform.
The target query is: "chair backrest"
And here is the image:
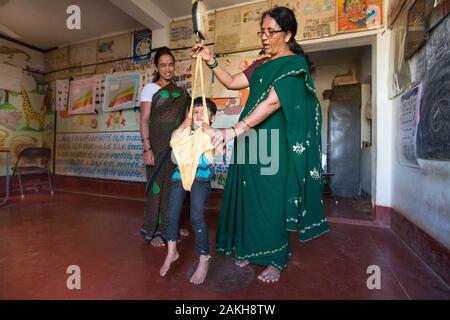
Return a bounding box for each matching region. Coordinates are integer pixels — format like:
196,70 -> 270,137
16,147 -> 51,166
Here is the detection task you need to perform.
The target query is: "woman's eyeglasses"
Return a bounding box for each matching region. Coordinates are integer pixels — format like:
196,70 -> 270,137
257,29 -> 284,38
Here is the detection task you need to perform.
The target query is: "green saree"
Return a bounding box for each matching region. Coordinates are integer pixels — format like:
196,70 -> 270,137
141,82 -> 188,242
216,55 -> 329,271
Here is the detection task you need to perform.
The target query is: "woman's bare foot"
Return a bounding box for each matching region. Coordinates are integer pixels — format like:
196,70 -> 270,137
258,266 -> 281,283
235,259 -> 250,267
179,228 -> 190,237
160,241 -> 179,276
150,236 -> 166,247
190,255 -> 211,285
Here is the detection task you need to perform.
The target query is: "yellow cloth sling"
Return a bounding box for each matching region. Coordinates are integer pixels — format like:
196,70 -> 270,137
170,55 -> 215,191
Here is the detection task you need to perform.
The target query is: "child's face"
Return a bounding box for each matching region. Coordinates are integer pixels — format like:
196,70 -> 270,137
193,104 -> 214,124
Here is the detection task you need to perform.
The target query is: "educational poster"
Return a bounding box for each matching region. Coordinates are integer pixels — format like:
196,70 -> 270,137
55,80 -> 69,111
97,33 -> 132,63
95,75 -> 106,109
337,0 -> 383,33
170,14 -> 215,49
170,18 -> 196,49
57,107 -> 140,133
271,0 -> 336,40
398,83 -> 422,167
271,0 -> 302,31
45,47 -> 69,74
69,41 -> 97,76
241,1 -> 269,51
55,132 -> 146,182
301,0 -> 337,39
174,59 -> 193,95
103,73 -> 140,112
215,7 -> 242,54
133,29 -> 152,64
68,78 -> 97,115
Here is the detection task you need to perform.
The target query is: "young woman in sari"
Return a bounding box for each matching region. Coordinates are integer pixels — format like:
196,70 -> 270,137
194,7 -> 329,282
140,47 -> 190,247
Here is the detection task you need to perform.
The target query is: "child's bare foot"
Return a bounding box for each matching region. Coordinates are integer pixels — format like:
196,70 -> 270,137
257,266 -> 280,283
160,242 -> 179,277
190,255 -> 211,285
150,236 -> 165,247
235,259 -> 249,267
179,228 -> 190,237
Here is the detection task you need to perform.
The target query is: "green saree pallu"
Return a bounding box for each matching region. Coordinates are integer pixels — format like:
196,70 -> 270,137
141,82 -> 187,241
216,55 -> 330,271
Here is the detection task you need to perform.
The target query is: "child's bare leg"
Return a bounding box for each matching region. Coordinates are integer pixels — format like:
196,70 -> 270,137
190,255 -> 211,285
160,240 -> 179,277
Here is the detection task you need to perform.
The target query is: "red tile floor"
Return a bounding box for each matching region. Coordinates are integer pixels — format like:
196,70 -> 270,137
0,192 -> 449,300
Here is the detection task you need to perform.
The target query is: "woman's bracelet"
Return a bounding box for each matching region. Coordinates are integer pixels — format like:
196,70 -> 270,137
231,126 -> 237,138
141,137 -> 150,142
242,118 -> 251,129
143,148 -> 152,154
206,56 -> 218,69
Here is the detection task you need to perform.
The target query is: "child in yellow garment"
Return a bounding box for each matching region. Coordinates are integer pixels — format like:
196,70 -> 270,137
160,97 -> 222,284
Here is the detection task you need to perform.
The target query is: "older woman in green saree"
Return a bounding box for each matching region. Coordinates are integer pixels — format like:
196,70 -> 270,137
194,7 -> 329,282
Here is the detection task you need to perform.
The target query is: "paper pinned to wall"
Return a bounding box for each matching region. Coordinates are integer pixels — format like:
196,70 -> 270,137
397,83 -> 421,167
215,7 -> 241,54
55,79 -> 69,111
215,1 -> 269,54
69,41 -> 97,76
68,78 -> 97,114
45,47 -> 69,73
97,33 -> 132,63
240,1 -> 269,51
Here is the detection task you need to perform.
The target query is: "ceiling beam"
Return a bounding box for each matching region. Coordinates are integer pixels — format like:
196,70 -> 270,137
109,0 -> 170,30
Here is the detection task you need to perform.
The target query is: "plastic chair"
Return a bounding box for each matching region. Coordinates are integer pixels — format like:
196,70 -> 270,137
10,147 -> 54,199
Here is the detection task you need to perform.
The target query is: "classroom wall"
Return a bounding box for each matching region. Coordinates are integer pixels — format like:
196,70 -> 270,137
390,15 -> 450,249
0,39 -> 50,174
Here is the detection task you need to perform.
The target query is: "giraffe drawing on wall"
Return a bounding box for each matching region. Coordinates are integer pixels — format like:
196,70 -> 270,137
20,87 -> 44,131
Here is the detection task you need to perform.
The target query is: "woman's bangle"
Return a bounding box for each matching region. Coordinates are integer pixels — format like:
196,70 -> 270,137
206,56 -> 218,69
143,148 -> 151,154
242,119 -> 251,129
141,138 -> 150,142
231,126 -> 237,138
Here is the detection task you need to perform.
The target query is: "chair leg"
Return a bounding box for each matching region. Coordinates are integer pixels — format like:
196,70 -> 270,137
17,169 -> 24,199
47,170 -> 54,195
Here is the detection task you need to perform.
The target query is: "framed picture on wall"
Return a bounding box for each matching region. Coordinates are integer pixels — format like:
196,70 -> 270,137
405,0 -> 428,60
337,0 -> 383,33
102,73 -> 141,112
68,78 -> 97,115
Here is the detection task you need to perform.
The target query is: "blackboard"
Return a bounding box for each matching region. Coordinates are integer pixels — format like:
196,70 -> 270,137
416,15 -> 450,160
